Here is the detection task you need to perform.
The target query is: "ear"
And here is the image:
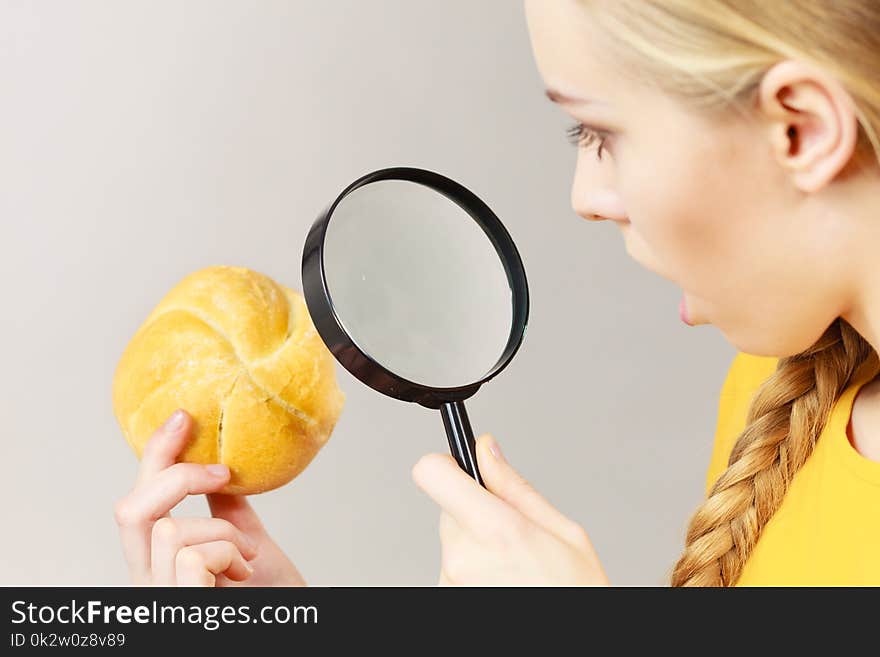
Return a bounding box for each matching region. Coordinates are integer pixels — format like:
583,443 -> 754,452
757,59 -> 860,193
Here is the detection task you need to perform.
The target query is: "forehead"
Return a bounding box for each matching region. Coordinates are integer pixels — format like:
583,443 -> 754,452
524,0 -> 621,108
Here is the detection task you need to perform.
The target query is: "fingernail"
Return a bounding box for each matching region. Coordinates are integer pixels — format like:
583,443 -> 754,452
164,409 -> 186,432
206,464 -> 229,477
244,560 -> 254,574
487,435 -> 505,462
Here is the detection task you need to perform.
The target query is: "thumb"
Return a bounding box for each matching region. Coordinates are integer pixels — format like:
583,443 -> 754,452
206,494 -> 267,537
476,433 -> 545,511
475,434 -> 586,545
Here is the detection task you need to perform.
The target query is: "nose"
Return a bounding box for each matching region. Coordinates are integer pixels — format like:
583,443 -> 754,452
571,189 -> 628,223
570,152 -> 627,223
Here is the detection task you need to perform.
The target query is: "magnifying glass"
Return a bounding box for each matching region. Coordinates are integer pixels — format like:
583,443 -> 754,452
301,166 -> 529,488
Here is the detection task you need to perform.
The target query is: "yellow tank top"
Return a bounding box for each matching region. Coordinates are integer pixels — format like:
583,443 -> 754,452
706,351 -> 880,585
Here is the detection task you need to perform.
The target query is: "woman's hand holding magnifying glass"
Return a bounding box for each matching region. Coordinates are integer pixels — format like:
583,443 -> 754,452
412,434 -> 610,586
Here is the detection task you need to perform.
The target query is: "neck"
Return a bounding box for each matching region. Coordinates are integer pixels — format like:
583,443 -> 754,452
836,157 -> 880,358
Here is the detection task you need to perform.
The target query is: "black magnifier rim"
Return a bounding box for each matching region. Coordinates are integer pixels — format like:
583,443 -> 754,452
302,166 -> 529,410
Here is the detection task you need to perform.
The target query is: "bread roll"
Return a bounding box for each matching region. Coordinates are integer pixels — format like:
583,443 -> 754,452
112,265 -> 346,494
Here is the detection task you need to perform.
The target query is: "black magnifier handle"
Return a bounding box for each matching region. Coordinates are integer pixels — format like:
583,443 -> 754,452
440,400 -> 485,488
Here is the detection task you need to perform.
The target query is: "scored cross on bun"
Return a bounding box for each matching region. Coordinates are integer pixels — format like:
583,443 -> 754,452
112,265 -> 346,495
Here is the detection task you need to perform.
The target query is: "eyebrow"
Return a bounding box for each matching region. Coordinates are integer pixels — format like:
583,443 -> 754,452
544,88 -> 599,105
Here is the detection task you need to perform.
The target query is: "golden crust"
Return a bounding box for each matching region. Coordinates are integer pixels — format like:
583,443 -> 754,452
111,265 -> 346,494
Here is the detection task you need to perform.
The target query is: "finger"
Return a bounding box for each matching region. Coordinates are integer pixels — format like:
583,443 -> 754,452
206,494 -> 266,537
438,509 -> 463,543
127,462 -> 230,522
175,540 -> 253,587
411,452 -> 515,536
116,409 -> 191,583
438,571 -> 454,586
137,409 -> 193,485
113,496 -> 154,585
114,463 -> 230,583
150,517 -> 259,585
475,433 -> 587,548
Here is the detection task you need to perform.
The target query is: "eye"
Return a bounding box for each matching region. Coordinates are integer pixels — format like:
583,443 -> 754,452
565,121 -> 610,160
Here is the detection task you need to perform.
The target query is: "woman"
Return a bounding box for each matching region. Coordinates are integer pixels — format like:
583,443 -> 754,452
113,0 -> 880,586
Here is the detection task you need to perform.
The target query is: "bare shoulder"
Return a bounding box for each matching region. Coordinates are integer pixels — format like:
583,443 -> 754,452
847,372 -> 880,462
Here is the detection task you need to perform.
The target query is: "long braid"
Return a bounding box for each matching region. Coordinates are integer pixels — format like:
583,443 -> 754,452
671,318 -> 875,586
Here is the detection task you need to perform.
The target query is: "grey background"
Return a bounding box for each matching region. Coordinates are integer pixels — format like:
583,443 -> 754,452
1,0 -> 735,586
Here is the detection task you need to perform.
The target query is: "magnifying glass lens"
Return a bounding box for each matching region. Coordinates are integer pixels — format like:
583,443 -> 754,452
323,179 -> 513,388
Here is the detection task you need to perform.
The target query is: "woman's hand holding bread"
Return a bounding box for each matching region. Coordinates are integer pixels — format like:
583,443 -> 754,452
111,266 -> 346,585
114,409 -> 306,586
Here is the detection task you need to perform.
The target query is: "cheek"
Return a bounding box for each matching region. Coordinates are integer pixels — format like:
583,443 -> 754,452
619,173 -> 724,292
621,150 -> 838,355
617,135 -> 753,296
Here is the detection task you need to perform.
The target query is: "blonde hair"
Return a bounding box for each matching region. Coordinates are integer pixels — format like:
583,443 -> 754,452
578,0 -> 880,585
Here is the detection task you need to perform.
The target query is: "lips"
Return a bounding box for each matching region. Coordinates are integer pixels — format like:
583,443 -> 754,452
680,294 -> 691,325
